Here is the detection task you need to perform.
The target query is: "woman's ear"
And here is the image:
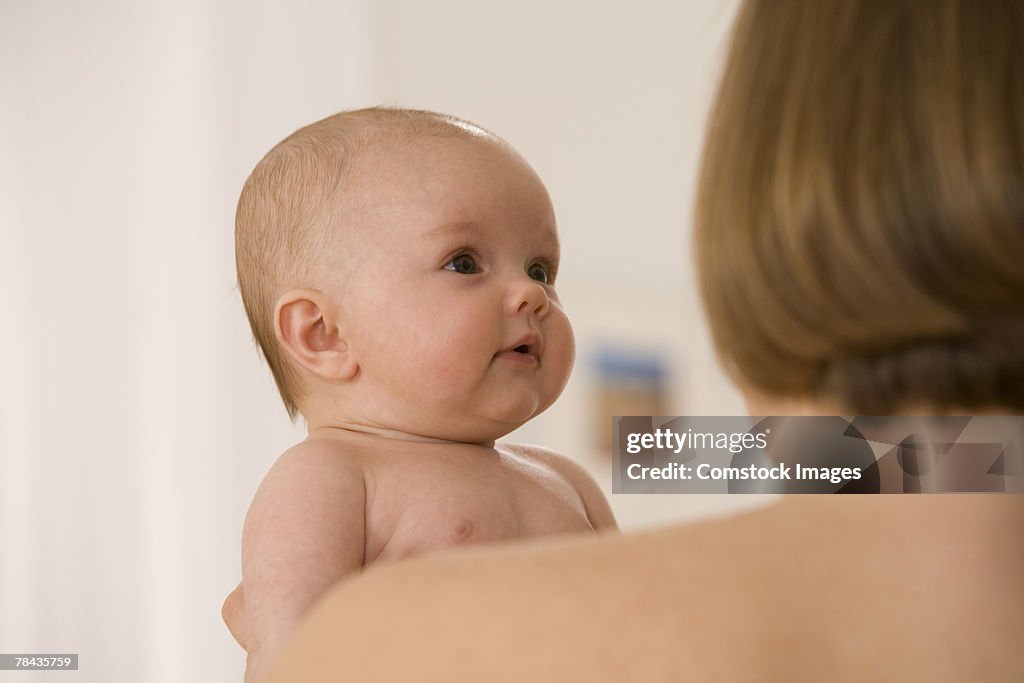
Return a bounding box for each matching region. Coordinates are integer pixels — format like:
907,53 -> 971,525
274,289 -> 358,381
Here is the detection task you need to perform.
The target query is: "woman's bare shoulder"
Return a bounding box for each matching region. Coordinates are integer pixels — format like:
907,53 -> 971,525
263,502 -> 790,681
264,496 -> 1024,682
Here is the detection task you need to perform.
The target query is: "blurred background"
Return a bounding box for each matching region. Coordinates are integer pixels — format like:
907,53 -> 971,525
1,0 -> 773,680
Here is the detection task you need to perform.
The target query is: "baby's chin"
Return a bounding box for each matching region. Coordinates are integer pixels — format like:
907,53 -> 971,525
366,392 -> 557,445
404,409 -> 541,446
414,419 -> 529,447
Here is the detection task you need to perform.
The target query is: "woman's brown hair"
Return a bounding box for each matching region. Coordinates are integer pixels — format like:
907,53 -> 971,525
695,0 -> 1024,412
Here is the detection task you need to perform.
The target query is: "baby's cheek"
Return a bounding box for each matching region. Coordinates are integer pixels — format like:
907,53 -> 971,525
412,334 -> 487,393
543,314 -> 575,397
553,311 -> 576,369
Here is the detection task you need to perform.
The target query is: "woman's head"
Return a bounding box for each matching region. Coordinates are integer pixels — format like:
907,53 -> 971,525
695,0 -> 1024,412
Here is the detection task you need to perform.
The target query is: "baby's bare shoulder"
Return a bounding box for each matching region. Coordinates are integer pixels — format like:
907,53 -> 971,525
256,438 -> 367,500
244,439 -> 369,567
497,441 -> 563,463
498,442 -> 618,531
497,442 -> 583,477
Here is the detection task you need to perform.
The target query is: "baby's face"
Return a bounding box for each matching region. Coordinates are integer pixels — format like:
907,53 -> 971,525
324,135 -> 574,443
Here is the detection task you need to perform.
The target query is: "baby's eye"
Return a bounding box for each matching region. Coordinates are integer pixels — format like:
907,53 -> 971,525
527,262 -> 550,284
443,253 -> 480,274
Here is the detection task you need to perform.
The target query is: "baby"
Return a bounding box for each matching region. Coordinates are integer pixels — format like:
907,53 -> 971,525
224,108 -> 617,682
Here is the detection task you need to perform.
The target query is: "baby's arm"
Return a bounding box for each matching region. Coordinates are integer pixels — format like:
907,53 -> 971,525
240,441 -> 366,682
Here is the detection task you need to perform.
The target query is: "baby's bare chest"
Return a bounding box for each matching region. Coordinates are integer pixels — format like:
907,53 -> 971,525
362,453 -> 592,563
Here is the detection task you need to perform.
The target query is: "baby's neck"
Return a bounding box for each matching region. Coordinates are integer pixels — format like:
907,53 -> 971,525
306,421 -> 496,449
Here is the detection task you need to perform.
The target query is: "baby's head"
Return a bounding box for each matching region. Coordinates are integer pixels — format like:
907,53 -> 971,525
235,108 -> 574,443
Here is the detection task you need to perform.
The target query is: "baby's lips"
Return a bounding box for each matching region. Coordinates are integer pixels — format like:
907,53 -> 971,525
507,331 -> 540,356
500,331 -> 542,359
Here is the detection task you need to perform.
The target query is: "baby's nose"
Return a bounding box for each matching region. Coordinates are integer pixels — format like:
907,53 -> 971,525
507,278 -> 550,317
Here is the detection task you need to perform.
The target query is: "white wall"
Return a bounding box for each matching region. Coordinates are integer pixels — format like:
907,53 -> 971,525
1,1 -> 373,680
1,2 -> 761,681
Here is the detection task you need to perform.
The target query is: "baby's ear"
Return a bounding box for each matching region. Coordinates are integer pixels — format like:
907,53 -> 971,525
274,289 -> 358,381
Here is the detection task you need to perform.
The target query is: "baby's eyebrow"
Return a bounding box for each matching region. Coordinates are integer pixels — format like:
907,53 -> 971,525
420,220 -> 561,258
420,221 -> 478,241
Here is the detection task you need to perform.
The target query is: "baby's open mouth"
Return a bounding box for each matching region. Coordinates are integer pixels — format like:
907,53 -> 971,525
497,335 -> 541,365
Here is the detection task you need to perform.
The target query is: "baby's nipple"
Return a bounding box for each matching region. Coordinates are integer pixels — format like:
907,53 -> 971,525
451,519 -> 474,543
